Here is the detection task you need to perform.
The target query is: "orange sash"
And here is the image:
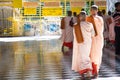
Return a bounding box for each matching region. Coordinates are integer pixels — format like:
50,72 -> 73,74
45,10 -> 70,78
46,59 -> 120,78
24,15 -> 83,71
86,16 -> 98,36
60,18 -> 65,29
74,22 -> 84,43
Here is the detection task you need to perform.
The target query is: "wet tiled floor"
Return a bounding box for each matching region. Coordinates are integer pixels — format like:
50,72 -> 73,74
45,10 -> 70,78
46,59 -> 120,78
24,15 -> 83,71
0,37 -> 120,80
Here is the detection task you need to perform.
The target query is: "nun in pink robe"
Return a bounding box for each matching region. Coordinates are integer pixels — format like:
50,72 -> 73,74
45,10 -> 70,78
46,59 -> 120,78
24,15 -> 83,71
72,11 -> 95,76
86,5 -> 104,77
108,17 -> 115,42
102,13 -> 115,42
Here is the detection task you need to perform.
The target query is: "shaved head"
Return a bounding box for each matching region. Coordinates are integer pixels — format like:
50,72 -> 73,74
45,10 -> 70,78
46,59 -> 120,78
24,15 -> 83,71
90,5 -> 98,16
79,11 -> 86,21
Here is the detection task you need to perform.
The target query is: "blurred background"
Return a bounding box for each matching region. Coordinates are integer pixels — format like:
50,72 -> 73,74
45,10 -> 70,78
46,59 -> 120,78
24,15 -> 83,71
0,0 -> 115,37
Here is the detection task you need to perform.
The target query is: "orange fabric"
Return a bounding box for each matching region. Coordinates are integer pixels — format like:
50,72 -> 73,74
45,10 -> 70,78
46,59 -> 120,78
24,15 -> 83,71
74,24 -> 84,43
60,17 -> 65,29
92,62 -> 97,75
86,16 -> 98,36
79,68 -> 91,75
107,17 -> 112,25
63,42 -> 73,48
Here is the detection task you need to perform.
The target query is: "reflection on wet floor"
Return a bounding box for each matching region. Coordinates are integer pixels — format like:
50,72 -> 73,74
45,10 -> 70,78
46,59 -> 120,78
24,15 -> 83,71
0,39 -> 120,80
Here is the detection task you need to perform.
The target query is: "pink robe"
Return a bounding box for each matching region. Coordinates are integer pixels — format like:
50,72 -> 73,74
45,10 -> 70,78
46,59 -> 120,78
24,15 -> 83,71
88,15 -> 104,74
60,16 -> 74,48
72,21 -> 95,74
103,15 -> 115,41
108,17 -> 115,41
103,15 -> 109,39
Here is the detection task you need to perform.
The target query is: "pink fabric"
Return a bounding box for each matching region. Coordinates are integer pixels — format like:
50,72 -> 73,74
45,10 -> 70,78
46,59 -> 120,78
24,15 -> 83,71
72,21 -> 94,72
60,16 -> 73,43
90,15 -> 104,73
103,15 -> 115,41
103,15 -> 109,39
109,17 -> 115,41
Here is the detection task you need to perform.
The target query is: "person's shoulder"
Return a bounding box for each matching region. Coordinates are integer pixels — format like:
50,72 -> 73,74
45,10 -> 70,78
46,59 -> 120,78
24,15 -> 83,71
86,16 -> 92,21
84,22 -> 93,28
61,17 -> 65,22
82,22 -> 93,30
61,17 -> 65,20
96,15 -> 103,21
86,16 -> 91,19
85,21 -> 92,25
96,15 -> 102,19
62,16 -> 68,18
62,17 -> 68,21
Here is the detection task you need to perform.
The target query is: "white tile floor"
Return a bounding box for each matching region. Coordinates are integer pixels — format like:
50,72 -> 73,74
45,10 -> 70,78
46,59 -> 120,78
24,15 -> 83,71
0,36 -> 120,80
